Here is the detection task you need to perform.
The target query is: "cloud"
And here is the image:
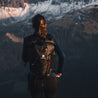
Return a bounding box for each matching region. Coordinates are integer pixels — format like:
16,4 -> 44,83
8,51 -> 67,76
6,33 -> 23,43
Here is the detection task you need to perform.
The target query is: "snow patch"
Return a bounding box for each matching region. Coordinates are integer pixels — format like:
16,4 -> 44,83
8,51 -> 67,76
0,0 -> 98,25
6,33 -> 23,43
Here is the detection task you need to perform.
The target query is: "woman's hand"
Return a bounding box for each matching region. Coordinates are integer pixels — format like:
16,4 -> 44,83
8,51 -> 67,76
56,73 -> 62,78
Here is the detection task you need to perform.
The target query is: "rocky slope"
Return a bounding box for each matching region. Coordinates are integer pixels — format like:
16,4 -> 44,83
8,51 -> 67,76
0,0 -> 95,8
0,0 -> 97,26
48,5 -> 98,60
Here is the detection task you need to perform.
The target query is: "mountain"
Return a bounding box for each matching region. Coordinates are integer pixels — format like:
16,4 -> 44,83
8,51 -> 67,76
0,0 -> 25,7
0,0 -> 98,26
48,5 -> 98,60
0,2 -> 98,98
0,0 -> 94,8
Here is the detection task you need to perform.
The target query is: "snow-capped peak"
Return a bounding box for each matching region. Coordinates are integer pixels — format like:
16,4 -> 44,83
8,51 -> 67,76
0,0 -> 98,26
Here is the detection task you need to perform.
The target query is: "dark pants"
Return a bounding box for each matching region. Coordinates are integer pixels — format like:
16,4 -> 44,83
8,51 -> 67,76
28,73 -> 58,98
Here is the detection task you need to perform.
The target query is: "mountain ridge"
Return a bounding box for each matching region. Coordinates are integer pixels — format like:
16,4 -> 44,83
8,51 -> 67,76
0,0 -> 98,26
0,0 -> 96,8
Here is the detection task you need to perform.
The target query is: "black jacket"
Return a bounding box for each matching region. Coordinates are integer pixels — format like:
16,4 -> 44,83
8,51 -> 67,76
22,33 -> 65,73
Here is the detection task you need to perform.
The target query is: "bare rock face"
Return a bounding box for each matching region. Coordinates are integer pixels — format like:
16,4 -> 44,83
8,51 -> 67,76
48,5 -> 98,61
0,0 -> 25,8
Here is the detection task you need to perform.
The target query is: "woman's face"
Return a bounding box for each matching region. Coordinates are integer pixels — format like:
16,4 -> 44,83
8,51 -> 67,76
38,19 -> 47,38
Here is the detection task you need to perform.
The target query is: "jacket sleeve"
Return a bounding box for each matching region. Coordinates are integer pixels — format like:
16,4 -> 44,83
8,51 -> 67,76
22,37 -> 29,63
53,36 -> 66,73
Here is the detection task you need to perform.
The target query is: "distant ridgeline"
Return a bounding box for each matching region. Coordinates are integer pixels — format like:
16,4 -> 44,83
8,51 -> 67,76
0,0 -> 96,8
0,0 -> 25,8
